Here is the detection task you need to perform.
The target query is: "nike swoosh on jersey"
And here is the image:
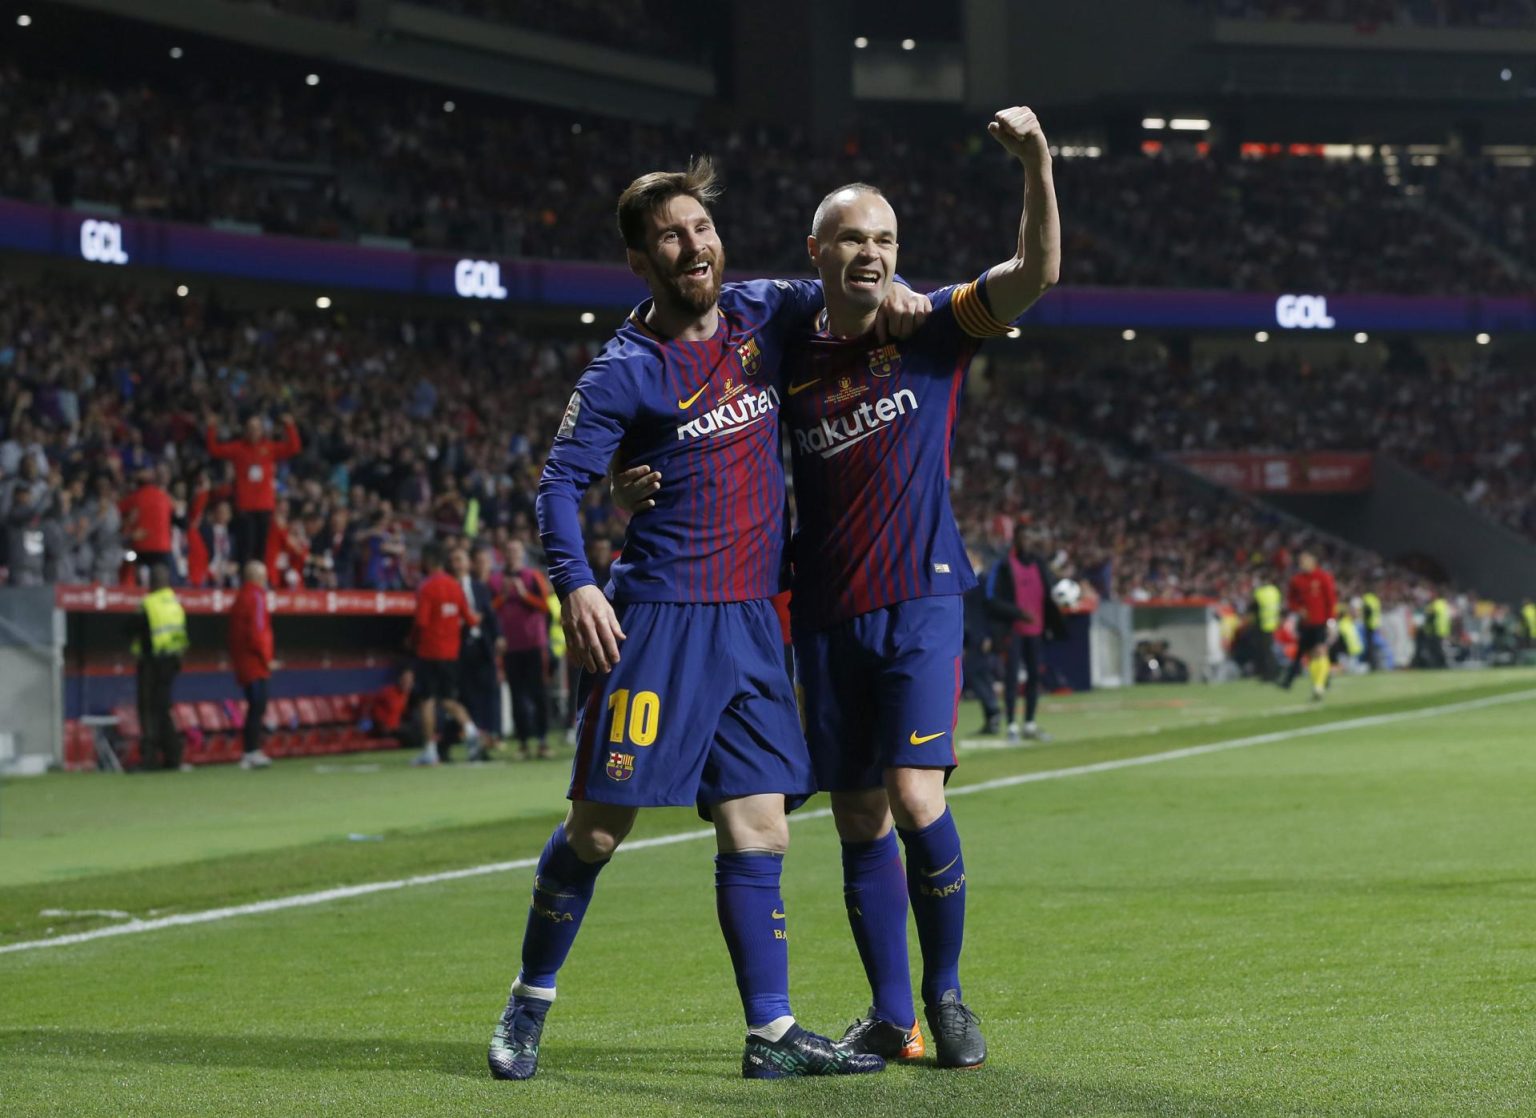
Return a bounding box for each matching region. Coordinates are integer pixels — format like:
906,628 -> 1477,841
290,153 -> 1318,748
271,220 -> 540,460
909,730 -> 947,745
786,378 -> 821,396
924,855 -> 961,878
677,383 -> 709,409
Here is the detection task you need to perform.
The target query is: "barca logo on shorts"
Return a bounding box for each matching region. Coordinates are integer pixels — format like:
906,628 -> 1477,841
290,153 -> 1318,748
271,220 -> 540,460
737,336 -> 762,377
868,344 -> 900,377
606,751 -> 635,782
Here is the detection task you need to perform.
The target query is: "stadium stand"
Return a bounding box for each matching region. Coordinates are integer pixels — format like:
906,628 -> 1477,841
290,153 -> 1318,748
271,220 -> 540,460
1013,346 -> 1536,544
0,273 -> 1442,614
0,50 -> 1524,291
1197,0 -> 1536,28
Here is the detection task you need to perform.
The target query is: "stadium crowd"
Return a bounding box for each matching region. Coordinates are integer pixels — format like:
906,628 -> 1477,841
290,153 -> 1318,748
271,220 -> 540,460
1412,158 -> 1536,279
0,280 -> 1440,614
223,0 -> 712,59
1012,346 -> 1536,543
0,51 -> 1523,293
1199,0 -> 1536,27
949,371 -> 1423,606
0,279 -> 603,590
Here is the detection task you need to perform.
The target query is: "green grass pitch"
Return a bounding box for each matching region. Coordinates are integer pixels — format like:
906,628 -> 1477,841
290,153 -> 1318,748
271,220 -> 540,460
2,669 -> 1533,1117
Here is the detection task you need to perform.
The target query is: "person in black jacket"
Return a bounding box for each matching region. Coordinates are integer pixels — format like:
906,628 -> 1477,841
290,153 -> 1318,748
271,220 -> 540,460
962,551 -> 1002,735
984,525 -> 1065,743
454,545 -> 502,761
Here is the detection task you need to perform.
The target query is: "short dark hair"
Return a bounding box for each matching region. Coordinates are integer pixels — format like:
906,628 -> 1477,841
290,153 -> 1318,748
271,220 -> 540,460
616,156 -> 721,251
420,541 -> 444,571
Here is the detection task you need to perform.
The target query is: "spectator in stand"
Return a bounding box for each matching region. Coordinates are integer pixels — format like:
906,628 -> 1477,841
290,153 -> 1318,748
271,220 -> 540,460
454,545 -> 501,762
132,564 -> 189,771
492,537 -> 554,760
311,507 -> 354,588
1,454 -> 53,586
203,499 -> 238,589
265,499 -> 311,589
228,560 -> 275,770
985,524 -> 1066,743
42,480 -> 78,584
121,467 -> 174,583
205,411 -> 302,569
77,474 -> 124,585
408,539 -> 482,765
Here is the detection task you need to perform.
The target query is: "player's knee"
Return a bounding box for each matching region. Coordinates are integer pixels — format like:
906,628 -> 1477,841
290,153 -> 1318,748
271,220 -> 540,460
564,824 -> 625,861
829,790 -> 893,843
714,812 -> 789,854
886,772 -> 947,831
563,806 -> 636,861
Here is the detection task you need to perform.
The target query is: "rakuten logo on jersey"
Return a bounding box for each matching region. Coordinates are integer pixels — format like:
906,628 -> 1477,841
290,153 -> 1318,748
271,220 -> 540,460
676,387 -> 781,441
792,388 -> 918,459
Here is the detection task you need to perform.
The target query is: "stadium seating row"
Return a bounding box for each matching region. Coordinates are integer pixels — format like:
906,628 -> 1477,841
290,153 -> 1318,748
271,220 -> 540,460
62,694 -> 397,771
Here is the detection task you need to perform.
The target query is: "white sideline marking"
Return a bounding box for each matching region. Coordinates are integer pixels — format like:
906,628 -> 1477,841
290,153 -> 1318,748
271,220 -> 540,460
4,687 -> 1533,957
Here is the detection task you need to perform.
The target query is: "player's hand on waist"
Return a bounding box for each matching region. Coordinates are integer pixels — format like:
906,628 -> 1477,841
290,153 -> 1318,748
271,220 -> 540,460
875,285 -> 932,342
564,584 -> 626,674
610,463 -> 661,514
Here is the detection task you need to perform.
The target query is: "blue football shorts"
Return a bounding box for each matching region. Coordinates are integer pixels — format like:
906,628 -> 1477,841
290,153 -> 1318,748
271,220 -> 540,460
569,599 -> 814,814
794,595 -> 963,792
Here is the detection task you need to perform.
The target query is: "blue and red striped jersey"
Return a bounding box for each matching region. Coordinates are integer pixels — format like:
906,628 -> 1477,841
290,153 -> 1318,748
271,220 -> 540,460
539,279 -> 822,603
784,273 -> 1012,629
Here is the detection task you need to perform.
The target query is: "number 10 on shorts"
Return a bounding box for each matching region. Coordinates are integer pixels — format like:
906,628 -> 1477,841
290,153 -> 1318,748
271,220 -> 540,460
608,689 -> 660,746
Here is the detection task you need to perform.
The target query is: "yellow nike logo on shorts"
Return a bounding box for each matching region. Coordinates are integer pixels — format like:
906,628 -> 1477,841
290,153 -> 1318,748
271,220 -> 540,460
678,383 -> 709,409
909,730 -> 947,745
771,909 -> 786,919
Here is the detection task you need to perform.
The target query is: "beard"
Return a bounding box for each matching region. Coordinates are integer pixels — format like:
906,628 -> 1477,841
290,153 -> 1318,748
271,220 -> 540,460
649,245 -> 725,317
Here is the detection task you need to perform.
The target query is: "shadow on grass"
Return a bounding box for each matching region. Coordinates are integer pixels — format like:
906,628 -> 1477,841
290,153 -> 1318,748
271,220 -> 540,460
0,1028 -> 719,1080
0,1029 -> 1412,1117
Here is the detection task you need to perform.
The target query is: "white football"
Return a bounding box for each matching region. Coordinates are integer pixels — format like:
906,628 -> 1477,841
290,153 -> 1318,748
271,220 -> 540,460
1051,578 -> 1082,609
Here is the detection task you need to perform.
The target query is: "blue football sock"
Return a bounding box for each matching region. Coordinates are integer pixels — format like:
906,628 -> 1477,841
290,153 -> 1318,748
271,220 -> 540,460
517,824 -> 608,990
899,808 -> 966,1006
715,851 -> 792,1028
842,831 -> 916,1028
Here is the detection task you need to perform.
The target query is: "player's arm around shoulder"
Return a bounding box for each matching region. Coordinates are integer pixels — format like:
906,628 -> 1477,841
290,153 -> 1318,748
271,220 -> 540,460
749,276 -> 930,342
980,105 -> 1062,325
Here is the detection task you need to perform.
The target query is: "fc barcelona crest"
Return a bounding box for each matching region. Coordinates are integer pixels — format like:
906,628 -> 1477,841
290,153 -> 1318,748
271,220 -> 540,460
737,336 -> 762,377
868,344 -> 900,377
606,751 -> 635,782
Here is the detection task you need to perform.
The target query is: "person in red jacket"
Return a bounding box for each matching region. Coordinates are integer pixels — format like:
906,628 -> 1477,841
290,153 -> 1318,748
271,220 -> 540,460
1283,551 -> 1338,700
205,411 -> 302,569
121,468 -> 174,582
228,559 -> 275,769
363,666 -> 416,745
410,540 -> 482,765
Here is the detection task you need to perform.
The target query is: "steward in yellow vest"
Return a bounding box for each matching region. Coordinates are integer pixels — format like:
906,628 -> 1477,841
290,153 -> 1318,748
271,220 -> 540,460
1360,591 -> 1382,670
133,565 -> 188,770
